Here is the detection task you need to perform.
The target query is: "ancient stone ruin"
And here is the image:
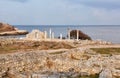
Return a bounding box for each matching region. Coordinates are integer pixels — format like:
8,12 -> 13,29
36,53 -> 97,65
26,28 -> 92,41
26,29 -> 47,39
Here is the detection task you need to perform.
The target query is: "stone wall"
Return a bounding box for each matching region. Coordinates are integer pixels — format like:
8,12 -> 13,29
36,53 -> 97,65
26,29 -> 46,39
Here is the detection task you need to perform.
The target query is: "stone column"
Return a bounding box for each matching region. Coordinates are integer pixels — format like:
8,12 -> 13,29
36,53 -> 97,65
35,32 -> 38,39
44,31 -> 47,39
67,28 -> 70,40
52,32 -> 54,39
60,33 -> 62,40
49,28 -> 51,39
77,29 -> 79,41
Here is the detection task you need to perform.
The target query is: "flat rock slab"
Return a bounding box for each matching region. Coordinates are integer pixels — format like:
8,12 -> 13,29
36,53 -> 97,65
0,30 -> 28,36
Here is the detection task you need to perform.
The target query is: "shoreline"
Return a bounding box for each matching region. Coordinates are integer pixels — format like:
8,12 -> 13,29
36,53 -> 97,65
14,25 -> 120,44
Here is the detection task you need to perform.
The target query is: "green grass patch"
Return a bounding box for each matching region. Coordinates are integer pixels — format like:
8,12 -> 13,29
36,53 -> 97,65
116,68 -> 120,70
0,47 -> 18,51
79,74 -> 99,78
114,76 -> 120,78
0,46 -> 18,54
90,48 -> 120,54
48,51 -> 66,55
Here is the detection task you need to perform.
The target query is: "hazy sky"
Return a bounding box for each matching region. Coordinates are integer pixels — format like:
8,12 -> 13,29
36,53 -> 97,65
0,0 -> 120,25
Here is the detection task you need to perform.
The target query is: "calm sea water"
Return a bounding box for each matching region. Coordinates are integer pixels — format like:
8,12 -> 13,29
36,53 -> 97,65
14,25 -> 120,43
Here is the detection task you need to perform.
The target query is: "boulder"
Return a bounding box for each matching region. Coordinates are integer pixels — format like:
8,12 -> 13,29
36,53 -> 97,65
99,69 -> 112,78
0,22 -> 28,36
0,22 -> 15,32
70,30 -> 92,40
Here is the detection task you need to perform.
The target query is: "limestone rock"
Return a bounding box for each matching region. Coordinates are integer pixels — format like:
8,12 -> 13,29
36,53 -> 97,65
26,29 -> 46,39
0,41 -> 119,77
99,69 -> 112,78
0,22 -> 28,36
0,22 -> 15,32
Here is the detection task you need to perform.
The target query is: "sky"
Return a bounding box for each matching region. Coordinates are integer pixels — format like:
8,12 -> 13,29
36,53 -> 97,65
0,0 -> 120,25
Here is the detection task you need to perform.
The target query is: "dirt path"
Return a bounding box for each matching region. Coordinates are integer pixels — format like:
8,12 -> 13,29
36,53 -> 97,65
78,44 -> 120,49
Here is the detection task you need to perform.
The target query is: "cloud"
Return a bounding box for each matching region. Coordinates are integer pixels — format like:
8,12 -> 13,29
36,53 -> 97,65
1,0 -> 120,25
5,0 -> 29,3
93,9 -> 120,20
66,0 -> 120,10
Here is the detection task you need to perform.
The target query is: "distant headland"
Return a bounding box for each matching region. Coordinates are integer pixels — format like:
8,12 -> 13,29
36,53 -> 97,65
0,22 -> 28,36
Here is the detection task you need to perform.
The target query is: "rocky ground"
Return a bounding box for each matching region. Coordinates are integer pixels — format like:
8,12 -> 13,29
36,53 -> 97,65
0,38 -> 120,78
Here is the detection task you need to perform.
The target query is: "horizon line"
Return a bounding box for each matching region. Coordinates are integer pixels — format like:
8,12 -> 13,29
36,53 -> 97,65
13,24 -> 120,26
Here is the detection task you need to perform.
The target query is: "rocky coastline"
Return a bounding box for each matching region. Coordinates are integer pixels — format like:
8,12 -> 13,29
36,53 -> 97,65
0,22 -> 28,36
0,38 -> 119,78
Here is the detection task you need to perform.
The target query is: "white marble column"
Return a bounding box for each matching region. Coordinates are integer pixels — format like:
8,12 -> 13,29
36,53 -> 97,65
52,32 -> 54,39
77,29 -> 79,41
44,31 -> 47,39
60,33 -> 62,40
49,28 -> 51,39
67,28 -> 70,40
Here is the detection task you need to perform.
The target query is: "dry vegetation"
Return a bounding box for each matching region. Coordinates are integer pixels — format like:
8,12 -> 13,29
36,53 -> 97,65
70,30 -> 92,40
48,51 -> 66,55
79,74 -> 99,78
0,38 -> 74,54
90,48 -> 120,54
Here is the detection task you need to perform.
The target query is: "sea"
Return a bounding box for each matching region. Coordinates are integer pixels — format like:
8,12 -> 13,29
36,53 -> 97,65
14,25 -> 120,44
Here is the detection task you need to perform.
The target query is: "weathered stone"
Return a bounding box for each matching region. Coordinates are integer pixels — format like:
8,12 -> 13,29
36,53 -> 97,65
112,69 -> 120,77
26,29 -> 46,40
0,39 -> 119,77
99,69 -> 112,78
